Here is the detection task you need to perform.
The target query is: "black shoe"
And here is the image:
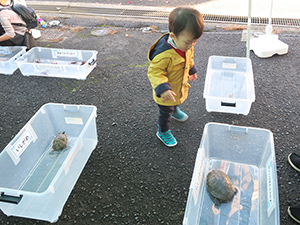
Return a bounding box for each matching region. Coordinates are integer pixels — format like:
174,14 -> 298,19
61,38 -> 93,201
288,153 -> 300,172
288,203 -> 300,223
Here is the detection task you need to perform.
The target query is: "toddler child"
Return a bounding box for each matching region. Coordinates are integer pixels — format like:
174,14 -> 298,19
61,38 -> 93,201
147,6 -> 204,147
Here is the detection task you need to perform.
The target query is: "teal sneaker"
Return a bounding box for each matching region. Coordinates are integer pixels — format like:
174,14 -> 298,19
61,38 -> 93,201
156,129 -> 177,147
172,107 -> 188,122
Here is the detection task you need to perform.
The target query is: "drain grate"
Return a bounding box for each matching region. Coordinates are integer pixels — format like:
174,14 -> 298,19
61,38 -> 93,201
121,9 -> 169,18
204,14 -> 300,27
67,6 -> 126,16
29,4 -> 300,27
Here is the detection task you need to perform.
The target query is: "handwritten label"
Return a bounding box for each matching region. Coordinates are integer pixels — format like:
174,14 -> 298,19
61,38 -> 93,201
266,156 -> 275,217
65,117 -> 83,125
34,64 -> 65,71
0,47 -> 10,55
192,148 -> 205,203
52,49 -> 81,58
9,126 -> 37,164
222,63 -> 237,69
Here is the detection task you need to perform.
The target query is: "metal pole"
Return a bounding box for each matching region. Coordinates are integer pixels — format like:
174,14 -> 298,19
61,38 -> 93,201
266,0 -> 273,35
269,0 -> 273,24
246,0 -> 252,58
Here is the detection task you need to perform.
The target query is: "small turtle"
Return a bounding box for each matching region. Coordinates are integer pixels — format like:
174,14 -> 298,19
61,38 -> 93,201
51,131 -> 67,152
206,170 -> 237,205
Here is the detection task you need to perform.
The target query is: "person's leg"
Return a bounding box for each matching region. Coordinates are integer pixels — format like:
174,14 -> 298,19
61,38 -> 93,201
0,39 -> 16,46
172,106 -> 189,122
10,33 -> 26,46
158,105 -> 175,132
156,105 -> 177,147
0,33 -> 25,46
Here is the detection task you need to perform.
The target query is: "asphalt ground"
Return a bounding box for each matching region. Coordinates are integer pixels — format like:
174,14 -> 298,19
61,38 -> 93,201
0,5 -> 300,225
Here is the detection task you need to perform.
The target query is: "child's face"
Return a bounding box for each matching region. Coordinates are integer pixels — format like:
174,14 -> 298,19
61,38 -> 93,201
170,30 -> 199,52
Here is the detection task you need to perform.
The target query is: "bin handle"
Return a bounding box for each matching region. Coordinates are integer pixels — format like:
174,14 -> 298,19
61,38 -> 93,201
63,104 -> 80,112
221,101 -> 236,107
228,125 -> 248,134
0,192 -> 23,204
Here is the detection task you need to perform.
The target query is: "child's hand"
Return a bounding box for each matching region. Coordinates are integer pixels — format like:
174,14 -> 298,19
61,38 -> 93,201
189,73 -> 197,81
161,90 -> 176,102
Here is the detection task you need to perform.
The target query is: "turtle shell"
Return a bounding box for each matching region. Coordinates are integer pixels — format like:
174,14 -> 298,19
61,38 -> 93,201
52,132 -> 67,151
206,170 -> 236,204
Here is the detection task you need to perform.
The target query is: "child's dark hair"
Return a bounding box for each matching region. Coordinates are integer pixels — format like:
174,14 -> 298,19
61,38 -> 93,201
169,7 -> 204,39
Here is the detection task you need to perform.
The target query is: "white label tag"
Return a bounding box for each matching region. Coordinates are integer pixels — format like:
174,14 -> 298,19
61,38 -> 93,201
266,156 -> 275,217
8,125 -> 37,165
34,64 -> 65,71
52,49 -> 81,59
222,63 -> 237,69
0,47 -> 10,54
65,117 -> 83,125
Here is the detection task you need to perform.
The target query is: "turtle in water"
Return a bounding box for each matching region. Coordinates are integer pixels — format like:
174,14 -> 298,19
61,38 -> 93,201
51,131 -> 68,153
206,170 -> 237,205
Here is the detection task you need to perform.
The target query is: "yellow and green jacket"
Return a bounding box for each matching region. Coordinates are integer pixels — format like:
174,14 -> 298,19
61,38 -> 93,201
147,33 -> 197,106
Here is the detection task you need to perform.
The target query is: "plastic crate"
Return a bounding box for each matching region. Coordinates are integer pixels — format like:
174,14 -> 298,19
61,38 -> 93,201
0,103 -> 98,223
16,47 -> 98,80
183,123 -> 279,225
203,56 -> 255,115
0,46 -> 26,75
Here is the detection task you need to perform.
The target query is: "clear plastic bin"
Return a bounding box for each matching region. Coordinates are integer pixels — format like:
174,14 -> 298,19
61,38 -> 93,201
0,103 -> 98,223
0,46 -> 26,75
16,47 -> 98,80
203,56 -> 255,115
183,123 -> 279,225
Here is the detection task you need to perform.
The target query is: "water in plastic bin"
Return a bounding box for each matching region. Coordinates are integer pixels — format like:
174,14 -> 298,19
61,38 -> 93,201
199,159 -> 259,225
17,137 -> 78,193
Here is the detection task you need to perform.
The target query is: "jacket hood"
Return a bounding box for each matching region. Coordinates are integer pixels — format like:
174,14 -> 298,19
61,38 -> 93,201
148,33 -> 172,61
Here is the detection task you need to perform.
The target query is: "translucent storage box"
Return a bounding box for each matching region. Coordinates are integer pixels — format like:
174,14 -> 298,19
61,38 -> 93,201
183,123 -> 279,225
16,47 -> 98,80
203,56 -> 255,115
0,46 -> 26,75
0,103 -> 98,223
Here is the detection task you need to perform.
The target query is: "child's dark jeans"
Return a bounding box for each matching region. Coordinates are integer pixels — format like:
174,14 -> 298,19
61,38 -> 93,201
157,104 -> 178,132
